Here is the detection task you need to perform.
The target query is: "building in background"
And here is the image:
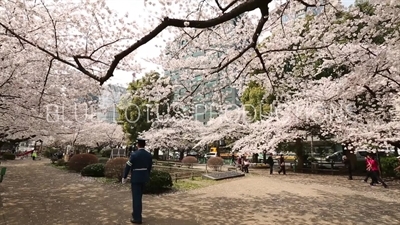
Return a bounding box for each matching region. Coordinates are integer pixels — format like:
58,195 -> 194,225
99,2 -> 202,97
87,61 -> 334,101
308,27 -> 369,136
97,84 -> 126,124
272,0 -> 326,23
273,0 -> 361,22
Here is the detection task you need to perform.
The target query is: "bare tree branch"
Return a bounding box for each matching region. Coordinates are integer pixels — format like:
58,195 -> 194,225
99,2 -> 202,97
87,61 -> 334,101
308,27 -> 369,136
0,67 -> 17,89
295,0 -> 318,7
3,0 -> 324,87
215,0 -> 241,13
38,58 -> 55,111
99,0 -> 265,85
40,0 -> 59,57
0,22 -> 101,81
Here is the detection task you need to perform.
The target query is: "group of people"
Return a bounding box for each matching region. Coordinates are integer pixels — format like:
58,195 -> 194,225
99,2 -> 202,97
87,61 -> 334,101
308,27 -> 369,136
265,153 -> 286,175
232,152 -> 287,175
364,154 -> 400,188
235,155 -> 250,173
121,145 -> 399,224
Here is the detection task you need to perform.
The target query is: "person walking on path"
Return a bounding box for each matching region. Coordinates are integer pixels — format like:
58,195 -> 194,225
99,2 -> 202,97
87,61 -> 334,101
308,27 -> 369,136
364,154 -> 379,184
243,159 -> 250,173
342,154 -> 353,180
32,151 -> 37,160
122,138 -> 153,224
231,152 -> 236,166
278,154 -> 286,175
266,153 -> 274,174
363,154 -> 372,182
369,155 -> 387,188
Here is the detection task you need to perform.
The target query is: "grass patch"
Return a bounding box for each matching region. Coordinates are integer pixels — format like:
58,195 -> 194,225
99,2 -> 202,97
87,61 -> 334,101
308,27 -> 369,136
94,177 -> 117,184
49,163 -> 68,171
173,177 -> 216,191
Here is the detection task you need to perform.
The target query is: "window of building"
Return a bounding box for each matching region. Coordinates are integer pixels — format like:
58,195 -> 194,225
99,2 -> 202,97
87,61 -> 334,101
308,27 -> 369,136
295,9 -> 305,18
192,51 -> 205,57
204,93 -> 212,99
195,75 -> 202,81
282,14 -> 290,23
206,81 -> 217,88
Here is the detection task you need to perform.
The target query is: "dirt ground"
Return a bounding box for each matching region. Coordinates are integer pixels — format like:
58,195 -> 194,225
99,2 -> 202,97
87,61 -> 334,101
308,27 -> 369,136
1,159 -> 400,225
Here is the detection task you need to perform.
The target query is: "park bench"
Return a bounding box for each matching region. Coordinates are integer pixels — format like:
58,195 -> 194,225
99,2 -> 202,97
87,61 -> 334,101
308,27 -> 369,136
0,166 -> 6,183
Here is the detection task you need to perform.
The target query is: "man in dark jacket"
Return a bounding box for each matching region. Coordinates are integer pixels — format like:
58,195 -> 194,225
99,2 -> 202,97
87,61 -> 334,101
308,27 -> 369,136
266,153 -> 274,174
122,138 -> 152,224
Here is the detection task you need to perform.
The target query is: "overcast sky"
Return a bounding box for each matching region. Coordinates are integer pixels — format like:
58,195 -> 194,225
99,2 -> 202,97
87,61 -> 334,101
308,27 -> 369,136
105,0 -> 356,86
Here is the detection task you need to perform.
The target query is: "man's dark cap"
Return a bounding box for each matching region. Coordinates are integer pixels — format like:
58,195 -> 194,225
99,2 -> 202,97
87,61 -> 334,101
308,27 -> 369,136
136,138 -> 146,145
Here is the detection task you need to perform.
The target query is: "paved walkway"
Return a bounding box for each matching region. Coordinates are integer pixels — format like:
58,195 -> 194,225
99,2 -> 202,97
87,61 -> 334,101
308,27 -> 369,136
1,159 -> 400,225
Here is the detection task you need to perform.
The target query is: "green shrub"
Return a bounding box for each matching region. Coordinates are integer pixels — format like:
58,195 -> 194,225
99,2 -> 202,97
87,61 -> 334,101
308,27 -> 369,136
56,159 -> 66,166
3,152 -> 16,160
68,153 -> 99,172
98,157 -> 109,164
207,157 -> 224,171
105,157 -> 128,181
144,170 -> 173,194
43,148 -> 58,158
380,157 -> 399,177
101,149 -> 112,158
81,163 -> 105,177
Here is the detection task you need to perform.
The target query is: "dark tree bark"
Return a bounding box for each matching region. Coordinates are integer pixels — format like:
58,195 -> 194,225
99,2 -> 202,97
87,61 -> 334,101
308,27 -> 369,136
295,138 -> 304,172
153,148 -> 159,160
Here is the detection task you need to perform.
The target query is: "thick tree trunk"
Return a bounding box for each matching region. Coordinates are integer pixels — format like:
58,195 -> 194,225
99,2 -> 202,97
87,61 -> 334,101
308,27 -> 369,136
179,150 -> 184,161
295,138 -> 304,172
153,148 -> 159,160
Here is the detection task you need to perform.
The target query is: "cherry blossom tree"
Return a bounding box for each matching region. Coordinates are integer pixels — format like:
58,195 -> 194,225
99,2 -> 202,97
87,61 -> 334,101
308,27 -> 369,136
2,0 -> 400,159
1,0 -> 333,95
231,0 -> 399,152
140,116 -> 205,159
195,108 -> 251,148
47,118 -> 124,150
0,0 -> 134,141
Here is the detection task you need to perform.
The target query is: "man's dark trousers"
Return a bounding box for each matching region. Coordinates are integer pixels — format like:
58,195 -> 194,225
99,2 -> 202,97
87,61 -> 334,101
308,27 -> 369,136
131,183 -> 144,222
347,163 -> 353,180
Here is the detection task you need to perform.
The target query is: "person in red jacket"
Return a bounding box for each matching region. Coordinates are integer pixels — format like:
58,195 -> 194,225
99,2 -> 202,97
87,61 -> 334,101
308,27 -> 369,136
369,155 -> 387,188
363,154 -> 378,184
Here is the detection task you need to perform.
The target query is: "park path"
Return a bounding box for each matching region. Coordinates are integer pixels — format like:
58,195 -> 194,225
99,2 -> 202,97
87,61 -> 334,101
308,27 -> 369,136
1,159 -> 400,225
